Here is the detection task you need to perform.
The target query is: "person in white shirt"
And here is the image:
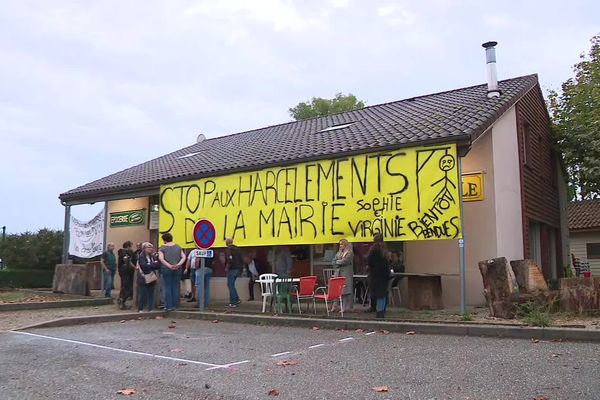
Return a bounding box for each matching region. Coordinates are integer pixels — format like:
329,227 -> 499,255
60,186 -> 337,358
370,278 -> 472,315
185,249 -> 213,306
185,249 -> 201,302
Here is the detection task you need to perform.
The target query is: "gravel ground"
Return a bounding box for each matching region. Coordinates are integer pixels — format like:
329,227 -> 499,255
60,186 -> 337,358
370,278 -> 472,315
1,318 -> 598,399
0,304 -> 127,331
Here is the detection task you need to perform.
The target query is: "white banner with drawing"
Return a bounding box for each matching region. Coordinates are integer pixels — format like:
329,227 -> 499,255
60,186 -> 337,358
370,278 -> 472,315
69,210 -> 105,258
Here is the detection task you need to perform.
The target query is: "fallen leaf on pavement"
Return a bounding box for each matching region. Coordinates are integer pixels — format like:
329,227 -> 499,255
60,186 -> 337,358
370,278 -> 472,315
171,320 -> 177,324
168,324 -> 176,329
268,389 -> 280,396
406,331 -> 416,335
212,320 -> 220,323
170,348 -> 183,353
120,320 -> 127,324
380,330 -> 390,335
551,353 -> 561,358
311,326 -> 320,330
116,388 -> 136,396
276,360 -> 298,367
355,329 -> 364,333
372,386 -> 389,392
155,316 -> 164,320
532,396 -> 548,400
531,339 -> 540,344
204,384 -> 211,389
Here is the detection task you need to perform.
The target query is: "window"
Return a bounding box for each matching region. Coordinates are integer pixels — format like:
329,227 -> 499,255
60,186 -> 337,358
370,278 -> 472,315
587,243 -> 600,259
522,122 -> 533,166
318,122 -> 355,132
177,152 -> 200,159
528,221 -> 541,265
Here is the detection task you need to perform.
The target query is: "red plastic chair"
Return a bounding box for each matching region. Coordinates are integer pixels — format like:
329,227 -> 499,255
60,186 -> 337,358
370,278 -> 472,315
313,276 -> 346,317
290,276 -> 318,314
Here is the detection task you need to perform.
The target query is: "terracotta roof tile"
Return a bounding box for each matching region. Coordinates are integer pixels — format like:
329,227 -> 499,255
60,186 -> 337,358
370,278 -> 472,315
59,74 -> 539,202
568,200 -> 600,231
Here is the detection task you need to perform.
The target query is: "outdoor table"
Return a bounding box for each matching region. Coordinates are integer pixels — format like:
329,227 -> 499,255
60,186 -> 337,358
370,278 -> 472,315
353,273 -> 446,310
273,278 -> 301,313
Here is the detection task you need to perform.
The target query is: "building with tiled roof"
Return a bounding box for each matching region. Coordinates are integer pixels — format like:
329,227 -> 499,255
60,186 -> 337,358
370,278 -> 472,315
568,200 -> 600,275
60,54 -> 568,308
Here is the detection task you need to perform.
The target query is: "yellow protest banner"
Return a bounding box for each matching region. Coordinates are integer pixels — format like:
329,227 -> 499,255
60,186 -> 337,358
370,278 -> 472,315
159,144 -> 462,247
462,172 -> 484,202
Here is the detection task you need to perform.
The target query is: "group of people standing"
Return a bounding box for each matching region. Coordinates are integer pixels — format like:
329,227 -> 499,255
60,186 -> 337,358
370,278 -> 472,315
100,234 -> 186,312
100,234 -> 250,312
329,234 -> 404,319
100,232 -> 401,318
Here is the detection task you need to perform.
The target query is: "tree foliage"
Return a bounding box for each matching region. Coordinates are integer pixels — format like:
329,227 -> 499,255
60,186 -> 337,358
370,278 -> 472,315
0,229 -> 63,270
289,93 -> 366,121
549,34 -> 600,199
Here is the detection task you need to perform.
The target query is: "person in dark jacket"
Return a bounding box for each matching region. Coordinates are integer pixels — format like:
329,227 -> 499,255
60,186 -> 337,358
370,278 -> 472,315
117,241 -> 136,310
137,242 -> 161,312
367,234 -> 390,319
225,237 -> 243,307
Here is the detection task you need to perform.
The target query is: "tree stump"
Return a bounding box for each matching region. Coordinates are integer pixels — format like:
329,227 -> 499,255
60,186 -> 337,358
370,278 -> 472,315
85,261 -> 103,290
560,277 -> 599,314
510,259 -> 549,293
478,257 -> 517,319
52,264 -> 90,296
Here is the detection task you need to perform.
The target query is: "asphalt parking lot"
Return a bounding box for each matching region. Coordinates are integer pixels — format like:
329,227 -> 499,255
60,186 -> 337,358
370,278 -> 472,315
1,318 -> 599,400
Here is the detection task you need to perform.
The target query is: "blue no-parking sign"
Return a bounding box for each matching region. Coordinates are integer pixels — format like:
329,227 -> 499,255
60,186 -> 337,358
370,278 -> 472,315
193,219 -> 216,250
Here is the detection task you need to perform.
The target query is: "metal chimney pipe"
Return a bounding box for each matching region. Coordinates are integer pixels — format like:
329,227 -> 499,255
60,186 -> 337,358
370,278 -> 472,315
482,41 -> 501,98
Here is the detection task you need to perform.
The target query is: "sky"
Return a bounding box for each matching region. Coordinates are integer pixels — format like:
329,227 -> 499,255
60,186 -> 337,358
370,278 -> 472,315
0,0 -> 598,234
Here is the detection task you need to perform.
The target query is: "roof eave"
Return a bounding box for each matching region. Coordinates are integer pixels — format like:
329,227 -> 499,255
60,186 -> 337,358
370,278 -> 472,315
59,134 -> 472,204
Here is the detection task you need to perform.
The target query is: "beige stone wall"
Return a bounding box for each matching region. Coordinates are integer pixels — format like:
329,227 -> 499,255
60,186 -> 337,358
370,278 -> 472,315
491,106 -> 524,261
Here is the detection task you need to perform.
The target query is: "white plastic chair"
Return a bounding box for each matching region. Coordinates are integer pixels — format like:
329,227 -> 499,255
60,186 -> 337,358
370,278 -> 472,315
257,273 -> 278,313
388,275 -> 403,307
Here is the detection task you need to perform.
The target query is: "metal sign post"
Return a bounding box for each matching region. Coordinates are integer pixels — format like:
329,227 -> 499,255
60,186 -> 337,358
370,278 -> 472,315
457,158 -> 467,315
196,250 -> 213,312
193,219 -> 216,313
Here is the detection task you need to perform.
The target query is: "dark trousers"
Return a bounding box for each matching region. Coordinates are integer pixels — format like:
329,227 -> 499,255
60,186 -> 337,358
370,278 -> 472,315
138,282 -> 156,311
119,271 -> 134,302
248,275 -> 257,300
227,269 -> 241,304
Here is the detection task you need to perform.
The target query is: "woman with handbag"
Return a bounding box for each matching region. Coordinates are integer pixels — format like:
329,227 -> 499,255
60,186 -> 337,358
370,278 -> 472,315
137,242 -> 161,312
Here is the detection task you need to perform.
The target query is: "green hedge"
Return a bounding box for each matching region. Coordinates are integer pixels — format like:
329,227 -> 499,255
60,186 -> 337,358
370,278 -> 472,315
0,270 -> 55,288
0,229 -> 63,270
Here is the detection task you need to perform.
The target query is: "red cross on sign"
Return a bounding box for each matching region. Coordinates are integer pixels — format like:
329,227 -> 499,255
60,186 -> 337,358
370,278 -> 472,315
192,219 -> 216,250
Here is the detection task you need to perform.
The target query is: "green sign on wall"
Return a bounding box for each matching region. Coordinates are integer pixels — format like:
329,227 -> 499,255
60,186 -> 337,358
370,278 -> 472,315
110,209 -> 146,228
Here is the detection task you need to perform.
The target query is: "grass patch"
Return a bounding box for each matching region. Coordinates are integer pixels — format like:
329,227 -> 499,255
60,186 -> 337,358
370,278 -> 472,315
0,291 -> 31,302
461,313 -> 474,321
516,302 -> 553,327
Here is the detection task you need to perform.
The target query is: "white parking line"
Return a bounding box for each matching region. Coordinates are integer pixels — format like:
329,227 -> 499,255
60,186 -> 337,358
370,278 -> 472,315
339,337 -> 354,342
365,331 -> 376,336
308,344 -> 325,349
206,360 -> 250,371
270,351 -> 291,357
10,331 -> 221,369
